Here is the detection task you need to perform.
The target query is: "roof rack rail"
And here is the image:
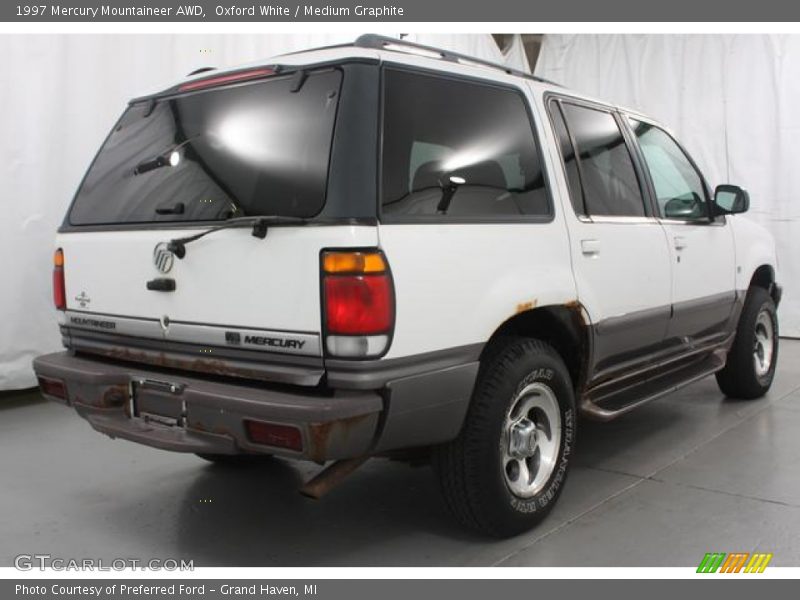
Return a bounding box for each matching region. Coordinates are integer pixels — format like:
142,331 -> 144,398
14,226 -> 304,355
353,34 -> 560,86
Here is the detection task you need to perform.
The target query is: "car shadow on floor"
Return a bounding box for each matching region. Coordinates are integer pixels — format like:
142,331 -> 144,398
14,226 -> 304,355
0,388 -> 46,410
131,387 -> 752,565
170,457 -> 482,566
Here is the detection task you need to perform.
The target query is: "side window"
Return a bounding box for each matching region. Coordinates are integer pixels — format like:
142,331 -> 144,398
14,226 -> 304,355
381,69 -> 550,219
549,101 -> 585,215
629,119 -> 709,220
560,102 -> 647,217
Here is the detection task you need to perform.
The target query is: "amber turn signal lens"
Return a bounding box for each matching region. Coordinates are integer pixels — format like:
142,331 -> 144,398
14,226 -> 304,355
322,251 -> 386,274
53,248 -> 64,268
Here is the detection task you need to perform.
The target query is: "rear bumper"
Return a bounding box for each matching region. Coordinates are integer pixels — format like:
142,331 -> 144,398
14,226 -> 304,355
33,350 -> 479,461
33,352 -> 381,461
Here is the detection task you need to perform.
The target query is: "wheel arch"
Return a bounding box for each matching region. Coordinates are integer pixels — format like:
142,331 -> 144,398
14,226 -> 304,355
749,264 -> 781,305
481,303 -> 592,392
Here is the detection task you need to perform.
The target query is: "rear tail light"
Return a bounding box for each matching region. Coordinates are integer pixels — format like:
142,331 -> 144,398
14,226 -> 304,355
321,250 -> 395,358
245,420 -> 303,452
38,377 -> 67,402
53,249 -> 66,310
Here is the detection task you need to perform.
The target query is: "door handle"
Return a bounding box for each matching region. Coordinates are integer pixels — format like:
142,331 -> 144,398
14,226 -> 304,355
581,239 -> 601,256
674,236 -> 687,250
146,278 -> 176,292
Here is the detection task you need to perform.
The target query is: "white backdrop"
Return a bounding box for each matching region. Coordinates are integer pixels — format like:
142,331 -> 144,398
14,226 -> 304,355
536,34 -> 800,338
0,33 -> 523,390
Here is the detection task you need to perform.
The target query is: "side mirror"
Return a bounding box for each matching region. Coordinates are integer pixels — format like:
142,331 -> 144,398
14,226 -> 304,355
664,193 -> 705,219
714,184 -> 749,215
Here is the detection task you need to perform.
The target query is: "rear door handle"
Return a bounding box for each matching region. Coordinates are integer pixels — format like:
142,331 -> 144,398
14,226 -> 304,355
581,239 -> 601,256
674,236 -> 687,250
146,278 -> 176,292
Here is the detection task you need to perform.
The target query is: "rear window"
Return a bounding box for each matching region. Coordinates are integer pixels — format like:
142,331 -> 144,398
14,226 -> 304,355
380,69 -> 550,220
69,69 -> 342,225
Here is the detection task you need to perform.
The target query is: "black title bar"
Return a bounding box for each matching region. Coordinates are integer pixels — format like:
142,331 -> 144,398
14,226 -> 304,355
4,0 -> 800,22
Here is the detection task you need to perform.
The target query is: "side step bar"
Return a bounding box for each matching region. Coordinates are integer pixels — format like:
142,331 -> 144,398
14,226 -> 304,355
580,349 -> 727,421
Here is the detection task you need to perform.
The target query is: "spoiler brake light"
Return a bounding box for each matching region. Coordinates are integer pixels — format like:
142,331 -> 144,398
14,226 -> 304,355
178,68 -> 276,92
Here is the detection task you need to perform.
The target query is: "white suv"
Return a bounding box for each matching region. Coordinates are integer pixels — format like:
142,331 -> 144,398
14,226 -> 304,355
34,36 -> 781,537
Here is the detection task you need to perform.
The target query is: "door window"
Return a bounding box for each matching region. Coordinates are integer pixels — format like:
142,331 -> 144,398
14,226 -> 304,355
629,119 -> 708,220
559,103 -> 647,217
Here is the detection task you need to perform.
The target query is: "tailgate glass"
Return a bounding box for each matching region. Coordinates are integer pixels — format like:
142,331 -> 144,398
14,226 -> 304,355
69,68 -> 342,225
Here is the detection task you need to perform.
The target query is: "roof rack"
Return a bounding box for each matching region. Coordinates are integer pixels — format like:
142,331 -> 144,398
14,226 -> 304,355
353,34 -> 560,86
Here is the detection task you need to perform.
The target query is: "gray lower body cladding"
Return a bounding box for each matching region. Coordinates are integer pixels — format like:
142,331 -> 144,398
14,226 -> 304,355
32,349 -> 480,462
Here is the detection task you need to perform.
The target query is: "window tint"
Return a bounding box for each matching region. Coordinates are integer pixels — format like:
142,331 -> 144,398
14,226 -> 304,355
629,119 -> 708,220
381,69 -> 549,219
69,70 -> 342,225
560,103 -> 646,217
549,101 -> 585,215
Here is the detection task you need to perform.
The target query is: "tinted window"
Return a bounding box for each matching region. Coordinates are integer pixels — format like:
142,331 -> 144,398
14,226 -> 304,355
550,101 -> 585,215
561,103 -> 645,217
629,119 -> 708,220
381,69 -> 549,219
69,70 -> 342,225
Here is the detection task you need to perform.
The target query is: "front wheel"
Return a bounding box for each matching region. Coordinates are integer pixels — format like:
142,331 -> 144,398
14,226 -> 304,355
716,286 -> 779,399
433,338 -> 576,537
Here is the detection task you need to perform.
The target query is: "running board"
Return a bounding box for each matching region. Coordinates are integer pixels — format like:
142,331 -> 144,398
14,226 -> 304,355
580,350 -> 726,421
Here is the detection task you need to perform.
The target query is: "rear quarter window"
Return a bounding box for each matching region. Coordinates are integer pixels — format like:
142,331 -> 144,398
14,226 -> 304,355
380,69 -> 550,221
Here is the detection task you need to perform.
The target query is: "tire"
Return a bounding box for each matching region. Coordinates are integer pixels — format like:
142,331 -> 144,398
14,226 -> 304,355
196,453 -> 273,466
433,338 -> 576,538
716,286 -> 779,399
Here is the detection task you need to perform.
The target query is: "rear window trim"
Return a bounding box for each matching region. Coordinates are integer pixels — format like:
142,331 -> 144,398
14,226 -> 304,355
62,64 -> 349,231
376,63 -> 555,226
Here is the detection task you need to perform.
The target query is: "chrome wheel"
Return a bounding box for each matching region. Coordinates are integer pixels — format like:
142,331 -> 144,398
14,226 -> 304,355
502,382 -> 562,498
753,309 -> 775,377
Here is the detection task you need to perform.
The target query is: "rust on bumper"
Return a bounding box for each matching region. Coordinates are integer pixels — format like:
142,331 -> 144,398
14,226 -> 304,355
33,351 -> 382,462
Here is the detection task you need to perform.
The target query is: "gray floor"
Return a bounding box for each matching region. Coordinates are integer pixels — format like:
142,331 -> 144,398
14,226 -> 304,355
3,341 -> 800,567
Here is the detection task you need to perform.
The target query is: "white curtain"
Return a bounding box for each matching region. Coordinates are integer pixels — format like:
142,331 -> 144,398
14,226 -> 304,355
0,33 -> 502,390
500,34 -> 531,73
536,34 -> 800,337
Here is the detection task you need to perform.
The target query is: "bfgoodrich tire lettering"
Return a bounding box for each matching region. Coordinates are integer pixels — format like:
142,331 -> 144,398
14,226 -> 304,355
716,286 -> 779,399
433,338 -> 575,537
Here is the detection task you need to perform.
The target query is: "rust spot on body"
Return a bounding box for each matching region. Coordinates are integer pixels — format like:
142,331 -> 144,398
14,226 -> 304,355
101,384 -> 127,408
89,346 -> 266,381
516,299 -> 538,313
307,414 -> 372,463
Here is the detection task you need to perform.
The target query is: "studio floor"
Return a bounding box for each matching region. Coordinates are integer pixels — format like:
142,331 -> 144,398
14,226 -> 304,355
3,341 -> 800,568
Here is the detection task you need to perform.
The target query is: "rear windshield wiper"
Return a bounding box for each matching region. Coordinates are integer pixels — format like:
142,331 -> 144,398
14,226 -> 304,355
167,215 -> 308,259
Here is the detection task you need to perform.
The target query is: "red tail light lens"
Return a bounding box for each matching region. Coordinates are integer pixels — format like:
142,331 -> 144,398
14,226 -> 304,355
53,249 -> 66,310
324,276 -> 393,335
245,420 -> 303,452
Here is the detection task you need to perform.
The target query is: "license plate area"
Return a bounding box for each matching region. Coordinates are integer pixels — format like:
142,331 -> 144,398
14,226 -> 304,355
130,379 -> 186,428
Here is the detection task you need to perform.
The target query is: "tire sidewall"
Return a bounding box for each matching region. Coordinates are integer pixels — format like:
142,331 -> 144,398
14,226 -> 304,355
474,344 -> 576,531
749,294 -> 779,388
